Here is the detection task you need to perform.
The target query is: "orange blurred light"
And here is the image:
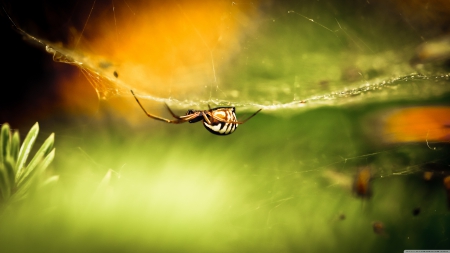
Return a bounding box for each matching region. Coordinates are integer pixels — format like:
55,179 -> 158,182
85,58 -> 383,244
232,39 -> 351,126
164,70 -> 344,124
383,107 -> 450,143
69,0 -> 259,98
49,0 -> 261,121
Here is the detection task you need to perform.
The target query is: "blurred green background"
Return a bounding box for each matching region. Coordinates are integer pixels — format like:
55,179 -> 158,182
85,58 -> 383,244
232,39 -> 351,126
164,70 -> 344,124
1,0 -> 450,252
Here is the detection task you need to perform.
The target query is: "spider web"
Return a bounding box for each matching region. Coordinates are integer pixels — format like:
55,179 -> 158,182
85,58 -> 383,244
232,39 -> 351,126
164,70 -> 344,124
4,0 -> 450,111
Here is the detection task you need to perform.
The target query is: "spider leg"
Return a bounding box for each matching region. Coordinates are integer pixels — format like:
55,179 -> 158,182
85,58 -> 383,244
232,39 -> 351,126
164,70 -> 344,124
131,90 -> 188,124
180,112 -> 204,122
237,108 -> 262,124
164,104 -> 204,122
212,108 -> 262,124
202,111 -> 213,125
165,103 -> 183,119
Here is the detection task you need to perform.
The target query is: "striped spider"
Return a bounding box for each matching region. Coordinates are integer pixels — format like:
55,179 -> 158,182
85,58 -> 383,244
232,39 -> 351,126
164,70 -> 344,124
131,90 -> 262,135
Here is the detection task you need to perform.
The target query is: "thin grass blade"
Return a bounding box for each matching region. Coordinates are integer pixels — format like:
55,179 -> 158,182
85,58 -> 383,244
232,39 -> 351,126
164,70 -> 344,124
10,131 -> 20,165
0,165 -> 11,201
0,123 -> 11,165
16,152 -> 43,189
15,123 -> 39,180
14,149 -> 55,199
40,148 -> 55,173
4,158 -> 15,191
17,133 -> 54,184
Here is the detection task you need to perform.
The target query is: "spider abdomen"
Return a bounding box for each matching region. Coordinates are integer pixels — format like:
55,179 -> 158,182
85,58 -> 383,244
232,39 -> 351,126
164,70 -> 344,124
203,121 -> 237,135
203,107 -> 238,135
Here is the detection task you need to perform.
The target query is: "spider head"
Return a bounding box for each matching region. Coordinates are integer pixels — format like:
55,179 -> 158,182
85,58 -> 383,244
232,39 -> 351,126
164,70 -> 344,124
186,109 -> 204,123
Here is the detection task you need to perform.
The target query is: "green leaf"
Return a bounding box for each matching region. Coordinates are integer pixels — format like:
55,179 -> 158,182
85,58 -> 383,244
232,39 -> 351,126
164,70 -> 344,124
15,148 -> 55,199
16,152 -> 43,189
4,158 -> 15,190
0,123 -> 11,165
1,122 -> 57,206
17,133 -> 54,185
0,165 -> 11,200
39,148 -> 55,174
10,131 -> 20,165
16,123 -> 39,180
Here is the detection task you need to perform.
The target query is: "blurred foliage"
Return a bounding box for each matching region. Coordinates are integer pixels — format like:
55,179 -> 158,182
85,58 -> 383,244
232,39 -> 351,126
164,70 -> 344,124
0,122 -> 57,208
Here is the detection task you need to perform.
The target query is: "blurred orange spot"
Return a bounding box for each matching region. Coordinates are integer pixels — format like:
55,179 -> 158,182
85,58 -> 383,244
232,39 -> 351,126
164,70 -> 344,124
444,176 -> 450,210
68,0 -> 259,98
384,107 -> 450,143
51,0 -> 261,122
423,171 -> 434,181
353,167 -> 372,198
372,221 -> 385,235
444,175 -> 450,188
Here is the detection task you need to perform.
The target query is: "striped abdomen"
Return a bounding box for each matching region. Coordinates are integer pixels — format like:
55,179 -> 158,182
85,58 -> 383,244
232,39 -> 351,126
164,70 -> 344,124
203,107 -> 238,135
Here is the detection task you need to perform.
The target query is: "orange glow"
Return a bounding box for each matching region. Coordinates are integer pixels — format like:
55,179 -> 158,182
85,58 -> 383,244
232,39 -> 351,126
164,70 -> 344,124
423,171 -> 433,181
56,64 -> 99,115
444,176 -> 450,190
67,0 -> 259,98
48,0 -> 261,121
383,107 -> 450,143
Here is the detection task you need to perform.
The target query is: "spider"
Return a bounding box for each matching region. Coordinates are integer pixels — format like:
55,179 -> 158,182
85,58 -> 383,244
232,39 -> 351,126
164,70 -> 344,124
131,90 -> 262,135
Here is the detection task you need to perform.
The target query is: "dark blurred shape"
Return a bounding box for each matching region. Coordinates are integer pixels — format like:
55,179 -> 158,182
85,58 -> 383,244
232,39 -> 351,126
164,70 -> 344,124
339,214 -> 346,220
412,207 -> 421,216
372,221 -> 385,235
393,0 -> 450,36
113,71 -> 118,78
365,68 -> 381,80
353,167 -> 372,199
444,176 -> 450,210
421,162 -> 450,181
